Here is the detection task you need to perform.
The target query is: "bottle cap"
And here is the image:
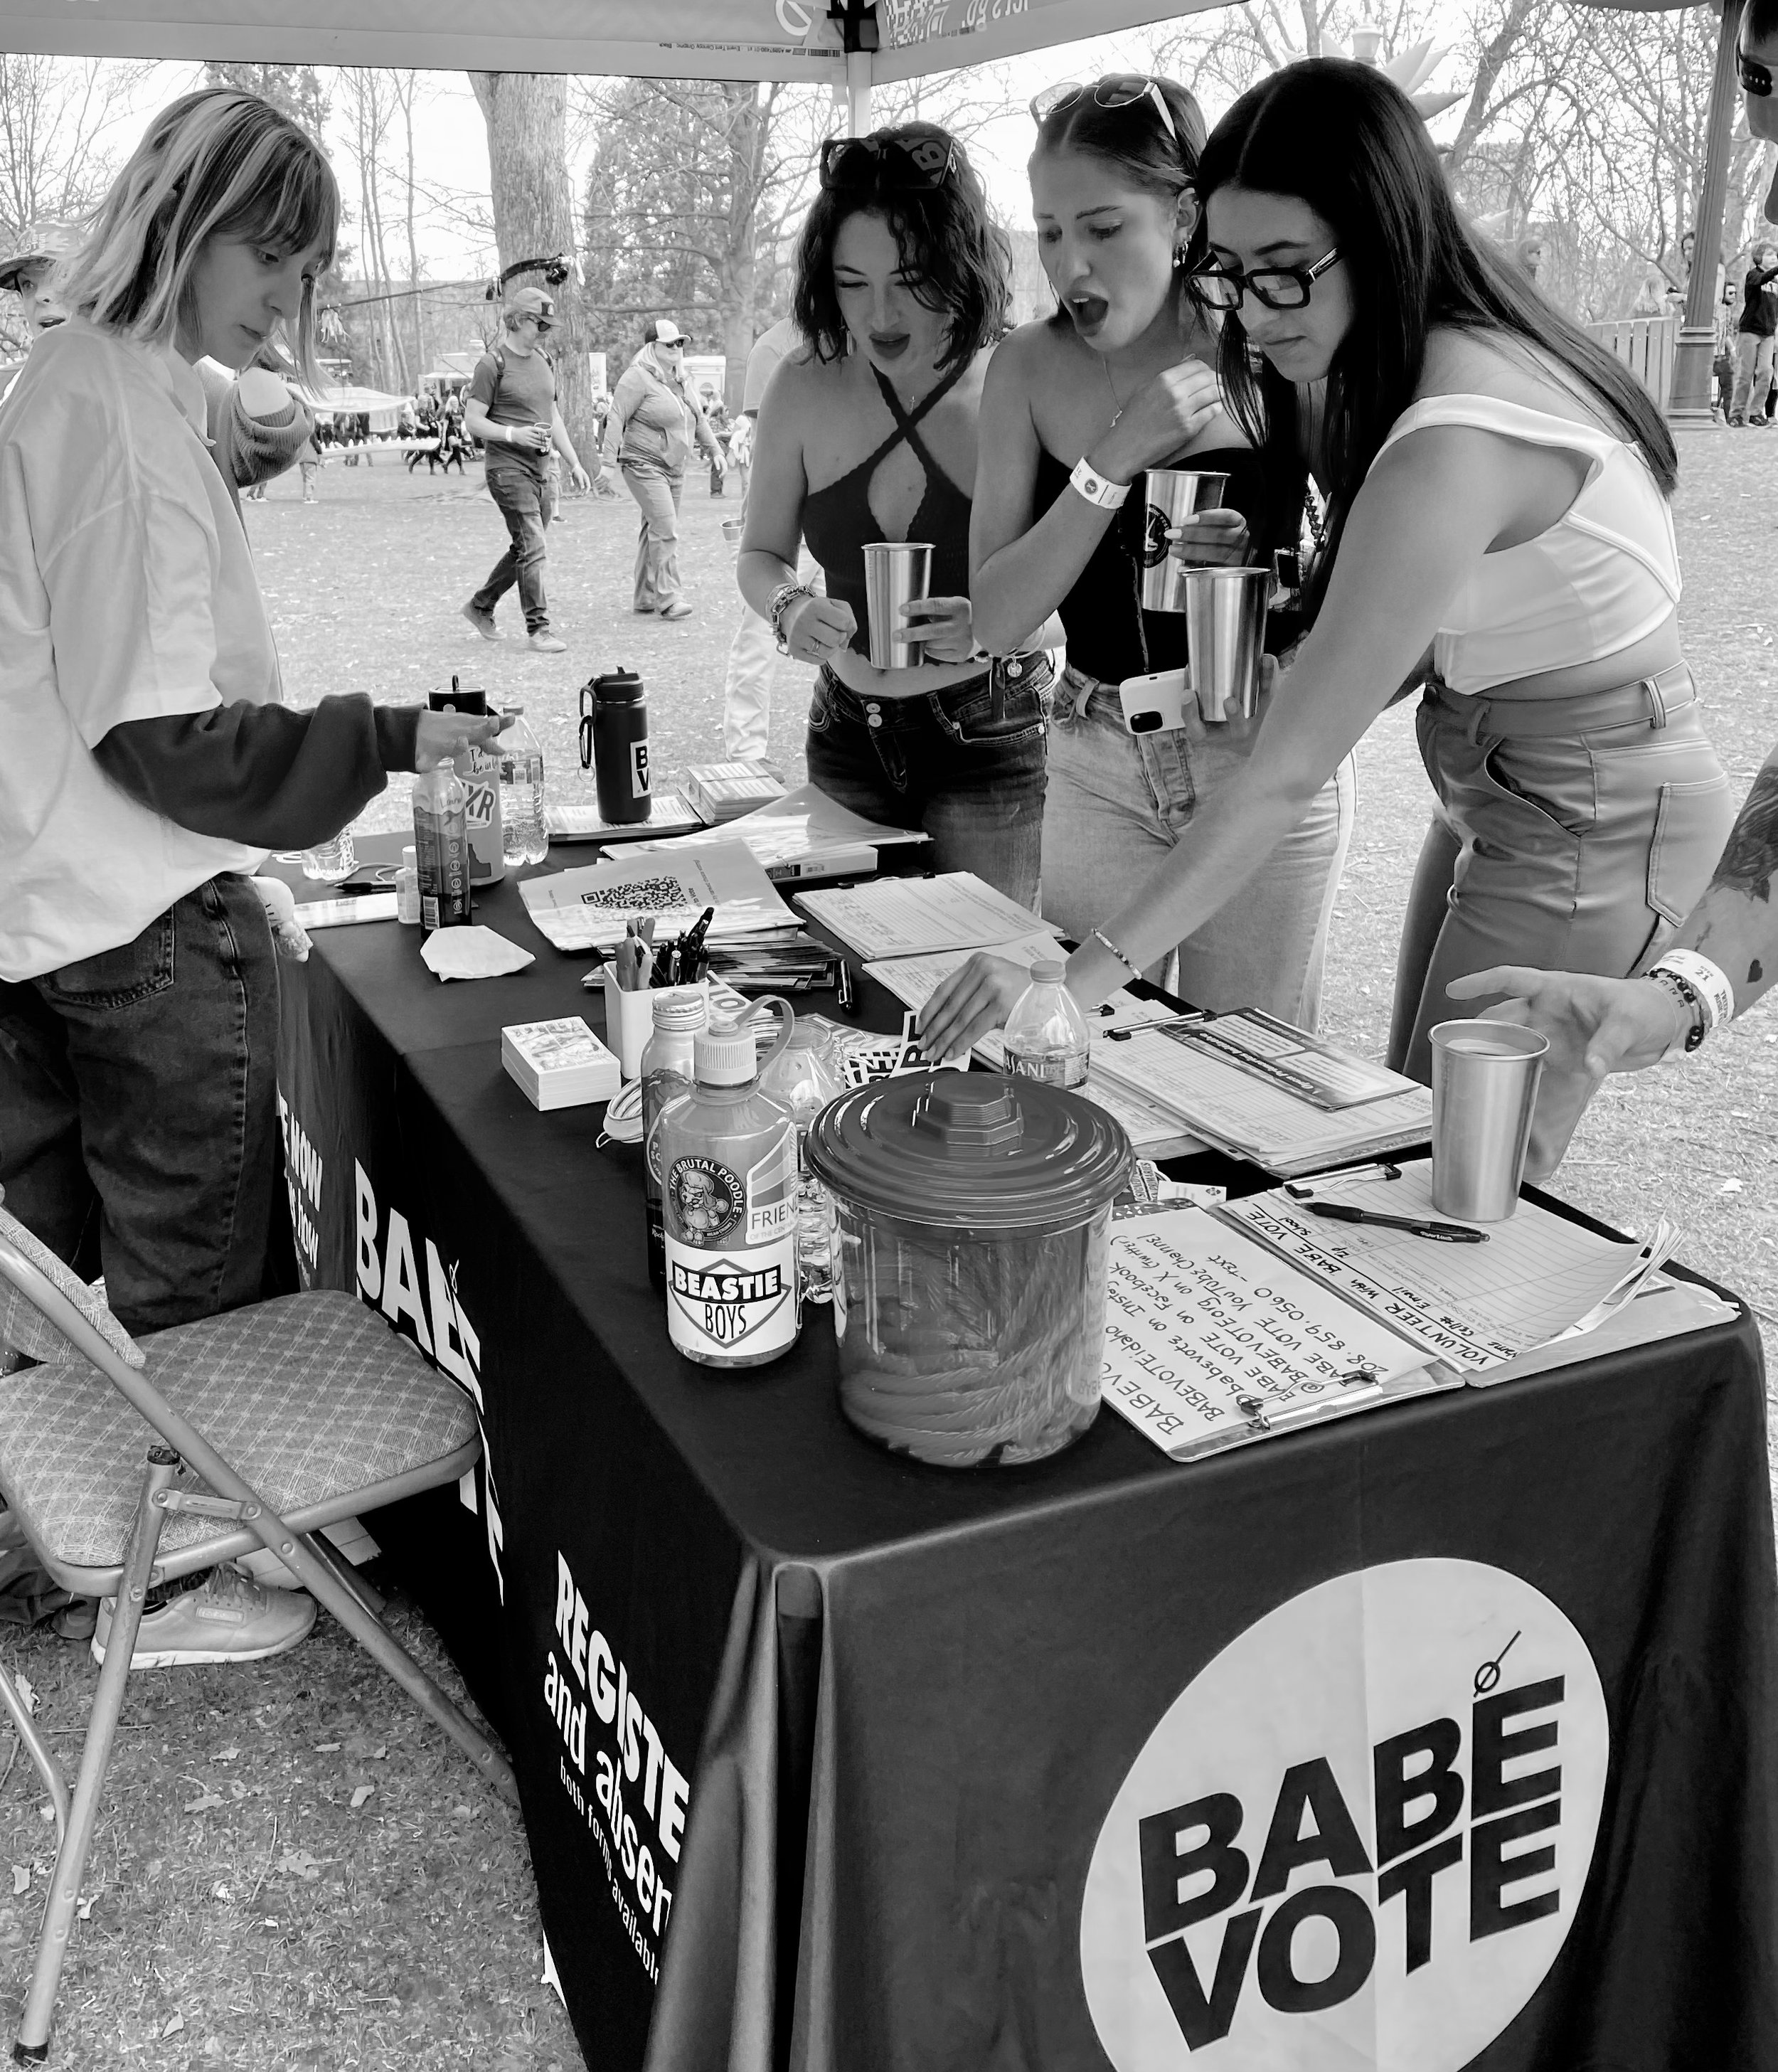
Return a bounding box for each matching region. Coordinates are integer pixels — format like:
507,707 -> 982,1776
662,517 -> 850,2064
693,1016 -> 760,1087
653,988 -> 708,1034
1028,959 -> 1065,984
401,846 -> 416,870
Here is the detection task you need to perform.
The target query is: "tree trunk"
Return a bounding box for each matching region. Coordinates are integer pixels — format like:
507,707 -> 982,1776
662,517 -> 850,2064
398,73 -> 428,389
470,71 -> 595,472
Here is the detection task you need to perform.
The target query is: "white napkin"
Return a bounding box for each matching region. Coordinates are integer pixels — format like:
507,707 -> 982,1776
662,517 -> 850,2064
420,925 -> 536,982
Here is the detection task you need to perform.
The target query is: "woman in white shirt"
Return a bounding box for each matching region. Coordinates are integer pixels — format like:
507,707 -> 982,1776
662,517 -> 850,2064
0,88 -> 503,1342
923,60 -> 1731,1075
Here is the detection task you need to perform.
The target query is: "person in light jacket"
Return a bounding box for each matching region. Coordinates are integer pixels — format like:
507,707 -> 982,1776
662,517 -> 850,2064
597,317 -> 724,620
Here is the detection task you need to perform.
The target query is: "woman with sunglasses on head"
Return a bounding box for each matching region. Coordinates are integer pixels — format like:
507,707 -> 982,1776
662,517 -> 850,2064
738,124 -> 1052,904
924,60 -> 1732,1075
962,73 -> 1353,1024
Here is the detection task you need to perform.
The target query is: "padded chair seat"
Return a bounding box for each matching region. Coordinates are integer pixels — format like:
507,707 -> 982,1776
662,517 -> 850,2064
0,1292 -> 478,1573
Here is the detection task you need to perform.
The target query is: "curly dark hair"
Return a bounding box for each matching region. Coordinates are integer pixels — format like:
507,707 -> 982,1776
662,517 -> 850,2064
792,123 -> 1010,374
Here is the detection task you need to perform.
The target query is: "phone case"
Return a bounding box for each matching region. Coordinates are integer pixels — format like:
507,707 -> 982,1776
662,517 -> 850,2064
1117,669 -> 1191,735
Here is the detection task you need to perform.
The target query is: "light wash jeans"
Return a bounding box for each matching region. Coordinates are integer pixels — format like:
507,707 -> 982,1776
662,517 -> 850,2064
622,463 -> 683,612
1041,666 -> 1356,1026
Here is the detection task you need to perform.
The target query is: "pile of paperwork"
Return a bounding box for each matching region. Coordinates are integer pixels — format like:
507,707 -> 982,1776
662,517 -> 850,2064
517,842 -> 799,955
611,782 -> 927,886
1101,1163 -> 1735,1461
545,792 -> 704,844
795,872 -> 1059,959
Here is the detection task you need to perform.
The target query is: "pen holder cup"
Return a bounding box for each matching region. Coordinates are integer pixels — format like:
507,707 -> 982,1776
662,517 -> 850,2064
603,970 -> 659,1080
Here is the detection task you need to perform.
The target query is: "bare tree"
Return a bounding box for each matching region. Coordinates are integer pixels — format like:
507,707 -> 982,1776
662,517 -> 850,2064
390,70 -> 430,386
338,69 -> 409,390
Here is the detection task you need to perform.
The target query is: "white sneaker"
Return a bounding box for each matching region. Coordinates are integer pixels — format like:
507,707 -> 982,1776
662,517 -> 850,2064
92,1565 -> 316,1669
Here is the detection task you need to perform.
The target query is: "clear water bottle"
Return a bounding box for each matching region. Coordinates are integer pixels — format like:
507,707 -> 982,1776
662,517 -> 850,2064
1003,959 -> 1090,1088
499,713 -> 548,867
300,827 -> 357,881
758,1020 -> 846,1305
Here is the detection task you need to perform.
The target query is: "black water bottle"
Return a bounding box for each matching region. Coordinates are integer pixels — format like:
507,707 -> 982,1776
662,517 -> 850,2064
589,669 -> 652,825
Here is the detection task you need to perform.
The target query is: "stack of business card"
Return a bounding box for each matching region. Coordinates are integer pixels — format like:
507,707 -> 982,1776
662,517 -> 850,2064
682,762 -> 786,823
500,1018 -> 621,1110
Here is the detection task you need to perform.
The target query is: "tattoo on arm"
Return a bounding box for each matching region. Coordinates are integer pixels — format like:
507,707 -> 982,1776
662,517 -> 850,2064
1708,766 -> 1778,903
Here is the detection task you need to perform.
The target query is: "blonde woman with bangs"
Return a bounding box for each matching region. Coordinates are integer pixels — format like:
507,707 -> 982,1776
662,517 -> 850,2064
0,89 -> 505,1664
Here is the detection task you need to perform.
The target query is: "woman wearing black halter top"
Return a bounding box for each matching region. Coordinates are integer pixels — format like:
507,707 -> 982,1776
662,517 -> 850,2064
965,76 -> 1354,1019
738,124 -> 1053,905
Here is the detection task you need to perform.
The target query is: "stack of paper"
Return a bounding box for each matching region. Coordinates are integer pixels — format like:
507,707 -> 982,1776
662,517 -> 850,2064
517,842 -> 800,955
501,1019 -> 620,1110
612,782 -> 929,886
545,792 -> 704,845
682,763 -> 786,823
795,873 -> 1060,959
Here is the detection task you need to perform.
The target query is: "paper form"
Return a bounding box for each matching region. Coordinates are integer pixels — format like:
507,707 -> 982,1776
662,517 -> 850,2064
517,842 -> 796,952
795,873 -> 1060,960
1092,1025 -> 1433,1174
1100,1208 -> 1447,1460
1220,1166 -> 1650,1368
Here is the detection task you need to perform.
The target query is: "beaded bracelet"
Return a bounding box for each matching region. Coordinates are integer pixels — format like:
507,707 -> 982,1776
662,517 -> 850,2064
1090,927 -> 1144,983
1644,968 -> 1707,1060
1648,947 -> 1735,1031
767,581 -> 814,656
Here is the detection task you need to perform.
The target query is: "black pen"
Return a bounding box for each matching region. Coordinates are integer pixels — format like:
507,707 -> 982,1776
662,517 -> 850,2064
1308,1204 -> 1488,1244
835,960 -> 857,1013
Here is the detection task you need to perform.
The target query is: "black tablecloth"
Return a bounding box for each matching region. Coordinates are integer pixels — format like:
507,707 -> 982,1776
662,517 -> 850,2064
273,847 -> 1778,2072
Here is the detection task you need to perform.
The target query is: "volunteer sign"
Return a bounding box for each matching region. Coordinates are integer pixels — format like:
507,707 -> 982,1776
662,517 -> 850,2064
1082,1561 -> 1609,2070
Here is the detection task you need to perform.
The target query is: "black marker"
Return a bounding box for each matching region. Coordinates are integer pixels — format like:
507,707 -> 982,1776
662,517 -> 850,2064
1307,1204 -> 1487,1244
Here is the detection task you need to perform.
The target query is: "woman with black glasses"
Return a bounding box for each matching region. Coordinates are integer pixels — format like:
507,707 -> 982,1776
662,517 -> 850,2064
738,123 -> 1053,903
965,74 -> 1353,1021
924,60 -> 1731,1077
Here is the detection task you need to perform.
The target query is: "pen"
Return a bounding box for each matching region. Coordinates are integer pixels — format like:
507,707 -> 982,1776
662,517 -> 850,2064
1306,1204 -> 1488,1244
835,960 -> 857,1013
1284,1163 -> 1402,1200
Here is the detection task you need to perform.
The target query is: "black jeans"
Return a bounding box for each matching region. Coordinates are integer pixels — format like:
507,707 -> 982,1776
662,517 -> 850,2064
470,461 -> 557,634
805,656 -> 1050,908
0,876 -> 284,1334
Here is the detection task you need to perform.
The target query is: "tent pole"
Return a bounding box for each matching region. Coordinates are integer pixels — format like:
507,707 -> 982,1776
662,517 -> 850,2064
1671,0 -> 1744,425
847,51 -> 873,137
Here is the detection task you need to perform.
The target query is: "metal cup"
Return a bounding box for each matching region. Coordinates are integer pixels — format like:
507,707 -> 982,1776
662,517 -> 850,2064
1429,1019 -> 1550,1222
863,541 -> 933,669
1184,567 -> 1270,721
1139,469 -> 1230,611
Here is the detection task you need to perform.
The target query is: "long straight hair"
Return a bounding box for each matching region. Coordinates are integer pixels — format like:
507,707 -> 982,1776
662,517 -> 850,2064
60,88 -> 338,385
1194,60 -> 1677,620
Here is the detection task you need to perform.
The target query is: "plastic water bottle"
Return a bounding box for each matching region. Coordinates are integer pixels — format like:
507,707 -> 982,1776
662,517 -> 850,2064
1003,960 -> 1090,1088
301,827 -> 356,881
759,1020 -> 846,1304
499,713 -> 548,867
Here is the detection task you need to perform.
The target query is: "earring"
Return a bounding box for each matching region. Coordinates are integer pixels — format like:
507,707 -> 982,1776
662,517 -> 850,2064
1173,244 -> 1191,269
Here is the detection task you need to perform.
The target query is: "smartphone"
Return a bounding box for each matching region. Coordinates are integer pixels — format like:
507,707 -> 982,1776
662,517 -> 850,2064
1117,669 -> 1192,735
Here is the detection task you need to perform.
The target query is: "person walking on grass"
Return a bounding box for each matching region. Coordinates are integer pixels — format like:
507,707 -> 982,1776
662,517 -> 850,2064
599,317 -> 725,621
1730,242 -> 1778,426
460,285 -> 590,654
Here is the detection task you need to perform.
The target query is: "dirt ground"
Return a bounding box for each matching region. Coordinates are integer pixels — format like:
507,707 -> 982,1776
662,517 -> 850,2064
1,427 -> 1774,2066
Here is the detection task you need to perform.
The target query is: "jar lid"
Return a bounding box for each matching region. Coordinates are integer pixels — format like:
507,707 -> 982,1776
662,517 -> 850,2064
591,669 -> 644,701
653,988 -> 707,1032
805,1070 -> 1129,1233
401,845 -> 416,868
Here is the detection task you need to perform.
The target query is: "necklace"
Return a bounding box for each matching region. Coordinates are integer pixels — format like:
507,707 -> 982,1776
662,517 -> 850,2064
1304,479 -> 1329,555
1102,355 -> 1124,431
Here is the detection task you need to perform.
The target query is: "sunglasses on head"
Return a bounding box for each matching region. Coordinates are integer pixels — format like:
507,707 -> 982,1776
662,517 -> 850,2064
819,132 -> 957,194
1030,75 -> 1180,150
1740,40 -> 1773,95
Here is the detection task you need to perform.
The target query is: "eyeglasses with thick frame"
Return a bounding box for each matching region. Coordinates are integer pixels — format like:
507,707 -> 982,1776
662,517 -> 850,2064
1188,247 -> 1343,312
1030,75 -> 1180,149
819,133 -> 957,194
1740,38 -> 1773,95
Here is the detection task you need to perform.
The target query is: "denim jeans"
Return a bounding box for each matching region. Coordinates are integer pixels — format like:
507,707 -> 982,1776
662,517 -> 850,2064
1041,666 -> 1356,1026
470,461 -> 556,634
806,657 -> 1051,908
0,875 -> 284,1334
623,464 -> 683,612
1390,678 -> 1733,1080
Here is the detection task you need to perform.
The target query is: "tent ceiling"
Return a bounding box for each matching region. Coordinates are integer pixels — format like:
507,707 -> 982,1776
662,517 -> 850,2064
0,0 -> 1228,82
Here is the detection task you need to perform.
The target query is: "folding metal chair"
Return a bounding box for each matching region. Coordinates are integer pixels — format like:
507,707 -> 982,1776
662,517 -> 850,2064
0,1196 -> 518,2063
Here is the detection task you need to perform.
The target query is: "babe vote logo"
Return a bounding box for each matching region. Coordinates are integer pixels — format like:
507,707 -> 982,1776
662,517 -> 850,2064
1079,1561 -> 1608,2071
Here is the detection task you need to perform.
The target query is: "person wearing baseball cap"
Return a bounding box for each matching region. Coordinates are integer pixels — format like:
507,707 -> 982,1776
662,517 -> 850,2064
0,221 -> 79,335
597,315 -> 725,619
461,282 -> 590,654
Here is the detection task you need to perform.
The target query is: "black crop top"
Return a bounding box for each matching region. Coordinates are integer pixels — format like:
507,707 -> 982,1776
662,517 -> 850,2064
802,362 -> 974,659
1032,443 -> 1272,684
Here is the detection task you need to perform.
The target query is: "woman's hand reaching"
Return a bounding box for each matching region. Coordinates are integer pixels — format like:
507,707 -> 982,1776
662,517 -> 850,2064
900,594 -> 977,665
919,953 -> 1032,1064
415,708 -> 515,770
1166,509 -> 1252,569
783,592 -> 858,666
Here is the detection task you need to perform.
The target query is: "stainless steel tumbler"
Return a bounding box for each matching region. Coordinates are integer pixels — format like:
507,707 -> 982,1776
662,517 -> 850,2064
863,541 -> 934,669
1184,567 -> 1270,721
1429,1020 -> 1549,1222
1139,469 -> 1231,611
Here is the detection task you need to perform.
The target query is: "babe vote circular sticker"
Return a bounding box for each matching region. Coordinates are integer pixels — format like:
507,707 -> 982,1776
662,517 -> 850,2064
1079,1560 -> 1608,2072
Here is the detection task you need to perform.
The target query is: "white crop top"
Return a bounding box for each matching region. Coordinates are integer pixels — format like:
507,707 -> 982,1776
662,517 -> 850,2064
1368,394 -> 1680,696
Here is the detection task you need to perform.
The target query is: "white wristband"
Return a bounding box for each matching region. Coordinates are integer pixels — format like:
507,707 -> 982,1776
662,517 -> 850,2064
1649,948 -> 1735,1029
1069,456 -> 1130,510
